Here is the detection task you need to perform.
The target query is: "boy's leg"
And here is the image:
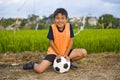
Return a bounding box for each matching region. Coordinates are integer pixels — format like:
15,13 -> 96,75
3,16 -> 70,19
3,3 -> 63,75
34,54 -> 56,73
68,48 -> 87,69
34,60 -> 52,73
69,48 -> 87,61
23,54 -> 56,73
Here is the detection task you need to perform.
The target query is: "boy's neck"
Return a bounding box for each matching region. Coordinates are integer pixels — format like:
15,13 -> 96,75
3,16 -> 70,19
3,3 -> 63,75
57,26 -> 65,32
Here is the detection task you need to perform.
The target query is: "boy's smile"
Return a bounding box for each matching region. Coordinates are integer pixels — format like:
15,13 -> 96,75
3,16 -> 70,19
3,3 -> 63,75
54,13 -> 68,29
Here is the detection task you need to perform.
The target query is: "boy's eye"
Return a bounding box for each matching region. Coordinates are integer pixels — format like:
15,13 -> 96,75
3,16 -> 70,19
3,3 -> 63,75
55,17 -> 66,20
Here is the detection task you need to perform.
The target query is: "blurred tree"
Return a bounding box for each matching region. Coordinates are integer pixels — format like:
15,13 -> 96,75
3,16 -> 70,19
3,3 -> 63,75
20,19 -> 28,29
0,18 -> 15,28
98,14 -> 119,29
28,14 -> 39,22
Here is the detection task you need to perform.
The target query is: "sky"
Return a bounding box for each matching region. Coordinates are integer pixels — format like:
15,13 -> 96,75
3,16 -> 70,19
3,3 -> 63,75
0,0 -> 120,18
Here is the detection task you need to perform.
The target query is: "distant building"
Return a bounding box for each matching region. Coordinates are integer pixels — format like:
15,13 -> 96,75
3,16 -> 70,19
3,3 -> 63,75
70,17 -> 82,23
88,17 -> 98,26
6,19 -> 21,30
6,25 -> 14,30
70,17 -> 83,27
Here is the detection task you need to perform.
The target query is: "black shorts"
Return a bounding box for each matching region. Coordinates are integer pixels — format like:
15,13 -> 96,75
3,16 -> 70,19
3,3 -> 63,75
44,49 -> 73,64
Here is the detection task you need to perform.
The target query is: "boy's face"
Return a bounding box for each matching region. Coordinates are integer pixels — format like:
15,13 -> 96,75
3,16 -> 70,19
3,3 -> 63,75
54,13 -> 68,28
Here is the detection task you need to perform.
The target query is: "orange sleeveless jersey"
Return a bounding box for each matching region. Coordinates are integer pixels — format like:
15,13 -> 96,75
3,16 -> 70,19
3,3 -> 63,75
47,23 -> 71,56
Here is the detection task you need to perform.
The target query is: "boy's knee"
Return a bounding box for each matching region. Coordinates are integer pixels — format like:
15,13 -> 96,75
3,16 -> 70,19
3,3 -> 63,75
34,66 -> 45,74
35,68 -> 44,74
82,49 -> 87,57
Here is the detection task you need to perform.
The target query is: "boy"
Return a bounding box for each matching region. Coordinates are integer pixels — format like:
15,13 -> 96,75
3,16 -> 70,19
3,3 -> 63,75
23,8 -> 87,73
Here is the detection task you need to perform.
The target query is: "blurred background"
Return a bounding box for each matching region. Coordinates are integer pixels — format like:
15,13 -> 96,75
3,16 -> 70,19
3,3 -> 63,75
0,0 -> 120,53
0,0 -> 120,30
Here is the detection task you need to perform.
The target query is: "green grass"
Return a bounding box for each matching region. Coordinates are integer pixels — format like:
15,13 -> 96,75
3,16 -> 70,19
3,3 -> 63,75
73,29 -> 120,53
0,29 -> 120,53
0,30 -> 49,53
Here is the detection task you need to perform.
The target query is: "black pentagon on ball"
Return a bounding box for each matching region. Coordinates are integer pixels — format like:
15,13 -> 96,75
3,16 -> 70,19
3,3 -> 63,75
56,58 -> 61,63
63,63 -> 68,69
55,67 -> 60,71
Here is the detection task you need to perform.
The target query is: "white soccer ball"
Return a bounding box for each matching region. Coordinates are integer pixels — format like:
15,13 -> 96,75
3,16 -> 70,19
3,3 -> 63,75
53,56 -> 71,73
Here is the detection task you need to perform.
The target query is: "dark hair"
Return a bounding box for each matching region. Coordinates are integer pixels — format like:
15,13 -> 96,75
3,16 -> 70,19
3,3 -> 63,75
53,8 -> 68,18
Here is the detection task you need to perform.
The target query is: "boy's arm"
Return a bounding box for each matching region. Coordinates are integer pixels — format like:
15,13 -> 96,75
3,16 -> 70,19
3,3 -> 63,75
49,40 -> 61,56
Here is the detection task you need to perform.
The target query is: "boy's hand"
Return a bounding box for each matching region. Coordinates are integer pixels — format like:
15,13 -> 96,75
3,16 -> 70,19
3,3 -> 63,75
63,55 -> 70,61
56,55 -> 70,61
56,55 -> 62,59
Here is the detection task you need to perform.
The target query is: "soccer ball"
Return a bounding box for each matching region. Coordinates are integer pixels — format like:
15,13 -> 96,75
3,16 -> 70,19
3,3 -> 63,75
53,56 -> 70,73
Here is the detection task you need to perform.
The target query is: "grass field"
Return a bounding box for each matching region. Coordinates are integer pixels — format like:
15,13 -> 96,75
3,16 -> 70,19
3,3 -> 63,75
0,29 -> 120,53
73,29 -> 120,53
